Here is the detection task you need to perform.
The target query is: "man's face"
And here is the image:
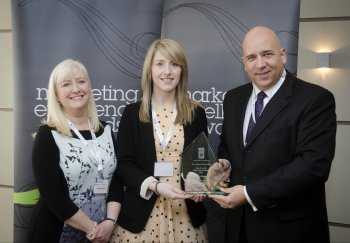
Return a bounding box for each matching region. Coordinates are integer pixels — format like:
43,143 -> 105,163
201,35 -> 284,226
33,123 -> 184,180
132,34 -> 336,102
242,29 -> 286,91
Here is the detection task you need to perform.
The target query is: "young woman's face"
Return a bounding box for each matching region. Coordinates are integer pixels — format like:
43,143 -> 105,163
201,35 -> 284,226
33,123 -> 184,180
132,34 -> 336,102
151,50 -> 181,95
56,67 -> 91,115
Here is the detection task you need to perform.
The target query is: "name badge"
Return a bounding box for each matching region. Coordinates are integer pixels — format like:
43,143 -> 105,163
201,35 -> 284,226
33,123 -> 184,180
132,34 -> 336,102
154,162 -> 174,177
94,179 -> 109,194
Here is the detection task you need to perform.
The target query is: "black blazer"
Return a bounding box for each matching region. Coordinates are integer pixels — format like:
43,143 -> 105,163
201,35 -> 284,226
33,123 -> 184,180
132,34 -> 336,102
116,101 -> 208,233
218,72 -> 337,243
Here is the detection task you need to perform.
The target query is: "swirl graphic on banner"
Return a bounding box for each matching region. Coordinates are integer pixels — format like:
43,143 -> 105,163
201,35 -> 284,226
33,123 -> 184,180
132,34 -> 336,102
164,2 -> 248,62
18,0 -> 159,78
163,2 -> 298,74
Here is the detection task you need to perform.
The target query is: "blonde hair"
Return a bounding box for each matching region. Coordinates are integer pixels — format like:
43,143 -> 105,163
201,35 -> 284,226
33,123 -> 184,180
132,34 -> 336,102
139,38 -> 200,125
44,59 -> 100,136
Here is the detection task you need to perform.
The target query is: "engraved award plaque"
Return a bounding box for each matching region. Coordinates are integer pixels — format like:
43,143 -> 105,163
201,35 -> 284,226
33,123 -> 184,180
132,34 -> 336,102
181,132 -> 227,195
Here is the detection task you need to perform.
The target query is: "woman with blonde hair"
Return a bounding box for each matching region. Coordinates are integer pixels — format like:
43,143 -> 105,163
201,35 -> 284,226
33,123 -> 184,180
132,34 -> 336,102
28,59 -> 123,242
111,39 -> 208,242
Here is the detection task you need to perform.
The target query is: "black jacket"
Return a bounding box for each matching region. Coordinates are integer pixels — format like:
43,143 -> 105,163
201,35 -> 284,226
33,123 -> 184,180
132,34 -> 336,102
116,101 -> 208,233
218,72 -> 336,243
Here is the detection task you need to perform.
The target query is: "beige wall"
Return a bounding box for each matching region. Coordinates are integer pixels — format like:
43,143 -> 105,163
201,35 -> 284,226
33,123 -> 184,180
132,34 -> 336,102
298,0 -> 350,242
0,0 -> 13,242
0,0 -> 14,242
1,0 -> 349,242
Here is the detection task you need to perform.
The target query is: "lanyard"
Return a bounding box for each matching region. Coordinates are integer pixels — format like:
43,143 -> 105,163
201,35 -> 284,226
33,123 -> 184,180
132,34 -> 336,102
67,119 -> 103,175
151,101 -> 177,151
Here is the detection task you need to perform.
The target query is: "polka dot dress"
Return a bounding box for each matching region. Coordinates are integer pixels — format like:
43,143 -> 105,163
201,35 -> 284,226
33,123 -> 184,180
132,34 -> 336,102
111,106 -> 208,243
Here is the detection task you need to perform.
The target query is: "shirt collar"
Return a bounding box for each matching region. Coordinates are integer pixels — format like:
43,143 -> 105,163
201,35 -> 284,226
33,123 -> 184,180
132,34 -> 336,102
252,69 -> 286,99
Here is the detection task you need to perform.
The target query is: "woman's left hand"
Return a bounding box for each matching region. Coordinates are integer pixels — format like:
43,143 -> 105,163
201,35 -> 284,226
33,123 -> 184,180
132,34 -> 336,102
86,220 -> 115,243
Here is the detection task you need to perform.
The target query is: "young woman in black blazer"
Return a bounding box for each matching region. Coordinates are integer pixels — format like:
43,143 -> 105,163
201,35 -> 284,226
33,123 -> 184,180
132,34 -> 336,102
111,39 -> 208,242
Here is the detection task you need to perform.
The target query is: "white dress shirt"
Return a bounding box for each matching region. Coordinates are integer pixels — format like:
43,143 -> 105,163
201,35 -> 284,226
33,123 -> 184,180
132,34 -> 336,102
243,69 -> 286,211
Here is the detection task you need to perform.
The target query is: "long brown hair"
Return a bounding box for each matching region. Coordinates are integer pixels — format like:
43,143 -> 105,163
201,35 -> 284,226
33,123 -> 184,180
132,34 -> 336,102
139,38 -> 201,125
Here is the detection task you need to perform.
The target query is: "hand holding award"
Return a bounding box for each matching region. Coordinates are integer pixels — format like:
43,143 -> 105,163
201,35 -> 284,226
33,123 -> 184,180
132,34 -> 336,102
206,159 -> 231,191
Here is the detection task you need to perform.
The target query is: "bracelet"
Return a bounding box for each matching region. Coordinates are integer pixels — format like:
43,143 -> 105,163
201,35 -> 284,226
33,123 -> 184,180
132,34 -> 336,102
154,181 -> 160,196
104,217 -> 117,225
87,221 -> 97,237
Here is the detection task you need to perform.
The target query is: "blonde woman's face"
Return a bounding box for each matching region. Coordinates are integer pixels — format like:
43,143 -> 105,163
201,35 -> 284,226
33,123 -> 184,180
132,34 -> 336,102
56,68 -> 91,115
151,50 -> 181,95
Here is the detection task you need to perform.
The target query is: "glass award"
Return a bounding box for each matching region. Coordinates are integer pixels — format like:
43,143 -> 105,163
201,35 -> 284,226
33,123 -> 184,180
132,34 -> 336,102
180,132 -> 227,195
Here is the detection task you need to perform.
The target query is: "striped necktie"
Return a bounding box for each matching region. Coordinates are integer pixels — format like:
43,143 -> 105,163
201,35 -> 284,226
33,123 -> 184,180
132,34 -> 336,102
246,91 -> 267,142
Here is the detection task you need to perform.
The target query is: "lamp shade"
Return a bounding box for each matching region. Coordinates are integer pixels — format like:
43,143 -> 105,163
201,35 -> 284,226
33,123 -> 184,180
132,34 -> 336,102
318,52 -> 330,68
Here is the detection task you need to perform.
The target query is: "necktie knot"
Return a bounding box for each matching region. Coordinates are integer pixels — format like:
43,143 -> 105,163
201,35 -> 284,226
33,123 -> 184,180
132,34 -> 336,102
257,91 -> 267,101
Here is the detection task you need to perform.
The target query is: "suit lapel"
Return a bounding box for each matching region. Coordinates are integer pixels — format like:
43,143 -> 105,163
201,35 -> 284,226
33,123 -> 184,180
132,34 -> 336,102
245,73 -> 294,147
230,85 -> 252,150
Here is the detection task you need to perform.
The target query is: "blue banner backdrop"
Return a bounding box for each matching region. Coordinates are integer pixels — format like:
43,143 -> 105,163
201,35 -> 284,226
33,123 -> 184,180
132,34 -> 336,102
12,1 -> 163,242
12,0 -> 300,242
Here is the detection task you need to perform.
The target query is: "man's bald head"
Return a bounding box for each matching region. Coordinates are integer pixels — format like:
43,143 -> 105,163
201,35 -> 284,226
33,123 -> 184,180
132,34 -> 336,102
241,26 -> 286,91
243,26 -> 282,56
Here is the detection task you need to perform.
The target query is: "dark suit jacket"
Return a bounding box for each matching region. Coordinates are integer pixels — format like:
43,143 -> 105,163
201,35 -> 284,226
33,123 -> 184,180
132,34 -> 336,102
218,72 -> 336,243
116,101 -> 207,233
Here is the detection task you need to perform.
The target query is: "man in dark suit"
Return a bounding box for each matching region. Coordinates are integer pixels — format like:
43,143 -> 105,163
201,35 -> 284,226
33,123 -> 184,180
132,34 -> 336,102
209,26 -> 337,243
